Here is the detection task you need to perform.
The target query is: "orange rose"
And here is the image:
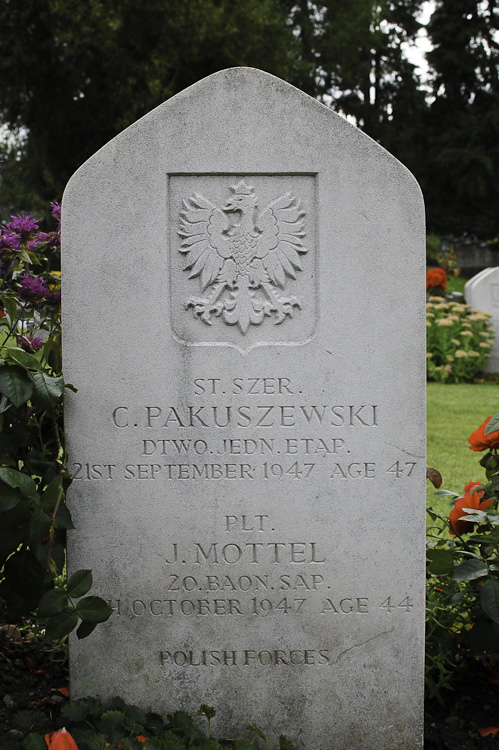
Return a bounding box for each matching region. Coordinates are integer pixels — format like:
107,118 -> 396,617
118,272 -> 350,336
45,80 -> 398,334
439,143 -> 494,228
44,728 -> 79,750
468,417 -> 499,452
449,481 -> 493,536
426,268 -> 447,291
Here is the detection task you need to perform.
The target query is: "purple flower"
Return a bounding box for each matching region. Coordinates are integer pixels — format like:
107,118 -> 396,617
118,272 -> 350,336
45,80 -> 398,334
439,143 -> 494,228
45,289 -> 61,306
50,202 -> 61,224
17,333 -> 44,353
6,214 -> 39,238
18,274 -> 48,302
0,231 -> 20,253
35,231 -> 60,251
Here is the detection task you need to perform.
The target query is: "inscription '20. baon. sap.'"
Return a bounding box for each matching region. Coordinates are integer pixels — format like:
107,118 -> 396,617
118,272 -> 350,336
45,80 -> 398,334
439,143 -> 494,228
178,180 -> 307,334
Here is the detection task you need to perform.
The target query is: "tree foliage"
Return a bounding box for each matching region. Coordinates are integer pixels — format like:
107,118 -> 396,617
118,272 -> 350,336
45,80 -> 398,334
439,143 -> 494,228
0,0 -> 498,237
0,0 -> 297,214
423,0 -> 499,237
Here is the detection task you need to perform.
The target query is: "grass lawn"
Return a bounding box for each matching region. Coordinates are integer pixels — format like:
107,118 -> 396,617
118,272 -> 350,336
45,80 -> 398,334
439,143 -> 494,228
427,381 -> 498,515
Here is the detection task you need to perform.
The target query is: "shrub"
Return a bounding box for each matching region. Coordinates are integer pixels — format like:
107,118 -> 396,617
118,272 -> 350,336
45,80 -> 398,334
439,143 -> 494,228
426,297 -> 495,383
0,207 -> 111,639
426,412 -> 499,698
3,698 -> 300,749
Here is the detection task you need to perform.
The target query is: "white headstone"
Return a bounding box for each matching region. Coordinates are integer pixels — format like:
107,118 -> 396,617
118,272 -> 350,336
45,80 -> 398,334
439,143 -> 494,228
62,68 -> 426,749
465,267 -> 499,372
464,267 -> 492,301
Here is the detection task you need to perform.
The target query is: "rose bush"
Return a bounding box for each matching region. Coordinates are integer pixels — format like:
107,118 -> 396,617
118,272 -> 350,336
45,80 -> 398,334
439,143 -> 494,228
427,409 -> 499,698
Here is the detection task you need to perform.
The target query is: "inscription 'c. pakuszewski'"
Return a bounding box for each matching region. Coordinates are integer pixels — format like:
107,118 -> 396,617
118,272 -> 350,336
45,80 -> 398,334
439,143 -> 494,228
178,180 -> 307,334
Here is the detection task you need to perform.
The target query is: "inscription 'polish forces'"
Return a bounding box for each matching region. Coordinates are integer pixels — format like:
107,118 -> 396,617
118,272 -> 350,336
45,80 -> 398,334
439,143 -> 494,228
178,180 -> 307,334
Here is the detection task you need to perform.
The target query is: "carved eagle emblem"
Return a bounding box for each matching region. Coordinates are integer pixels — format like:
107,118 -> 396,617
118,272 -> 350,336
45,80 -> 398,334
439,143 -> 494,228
178,180 -> 307,334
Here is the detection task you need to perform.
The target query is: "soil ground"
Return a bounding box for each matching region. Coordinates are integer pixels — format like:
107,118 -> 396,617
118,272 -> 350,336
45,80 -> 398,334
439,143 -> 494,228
1,612 -> 499,748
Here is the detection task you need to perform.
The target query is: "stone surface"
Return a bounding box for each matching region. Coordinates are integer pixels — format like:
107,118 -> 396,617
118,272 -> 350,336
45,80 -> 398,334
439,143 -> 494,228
465,267 -> 499,372
62,68 -> 426,749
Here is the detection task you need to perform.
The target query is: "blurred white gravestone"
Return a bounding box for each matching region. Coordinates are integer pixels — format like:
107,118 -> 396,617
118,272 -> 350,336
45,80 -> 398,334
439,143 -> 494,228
465,268 -> 499,372
62,68 -> 426,749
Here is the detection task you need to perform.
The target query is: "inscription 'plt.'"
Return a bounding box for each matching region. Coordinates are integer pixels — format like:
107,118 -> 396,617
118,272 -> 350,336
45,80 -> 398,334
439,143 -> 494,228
178,180 -> 307,334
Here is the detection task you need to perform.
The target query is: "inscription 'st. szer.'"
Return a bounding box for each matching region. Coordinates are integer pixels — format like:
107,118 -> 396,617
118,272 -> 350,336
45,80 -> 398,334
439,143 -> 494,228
178,180 -> 307,334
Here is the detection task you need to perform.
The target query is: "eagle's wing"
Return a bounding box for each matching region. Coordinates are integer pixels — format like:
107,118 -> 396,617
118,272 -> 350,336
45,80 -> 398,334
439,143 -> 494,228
254,192 -> 306,288
178,193 -> 231,291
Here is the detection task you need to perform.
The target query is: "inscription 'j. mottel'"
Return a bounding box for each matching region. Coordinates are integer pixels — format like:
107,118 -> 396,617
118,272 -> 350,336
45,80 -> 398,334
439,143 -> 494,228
164,541 -> 326,565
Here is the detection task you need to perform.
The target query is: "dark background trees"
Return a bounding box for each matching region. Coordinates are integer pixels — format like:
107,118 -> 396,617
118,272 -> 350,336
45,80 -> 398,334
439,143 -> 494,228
423,0 -> 499,237
0,0 -> 498,238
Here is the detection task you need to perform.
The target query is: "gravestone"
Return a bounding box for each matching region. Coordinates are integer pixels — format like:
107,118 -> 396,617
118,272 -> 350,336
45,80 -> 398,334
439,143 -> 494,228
62,68 -> 426,749
465,267 -> 499,372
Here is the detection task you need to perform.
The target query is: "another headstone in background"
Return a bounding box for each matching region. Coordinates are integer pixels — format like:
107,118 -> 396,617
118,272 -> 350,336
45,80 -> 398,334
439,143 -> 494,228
465,268 -> 499,372
62,68 -> 426,749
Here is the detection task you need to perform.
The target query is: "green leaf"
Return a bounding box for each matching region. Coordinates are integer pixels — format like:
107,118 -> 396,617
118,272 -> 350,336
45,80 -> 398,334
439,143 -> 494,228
248,725 -> 267,742
433,489 -> 460,497
12,709 -> 50,734
29,507 -> 52,544
0,395 -> 11,414
481,579 -> 499,624
279,736 -> 300,750
0,365 -> 33,406
43,608 -> 79,640
29,372 -> 64,410
485,410 -> 499,435
2,297 -> 18,324
86,735 -> 109,750
469,618 -> 499,655
454,559 -> 489,581
5,347 -> 41,371
468,534 -> 499,544
76,620 -> 98,639
40,476 -> 63,508
427,548 -> 454,576
38,588 -> 67,617
0,467 -> 36,498
4,550 -> 45,601
198,704 -> 216,721
0,482 -> 21,511
54,503 -> 75,530
19,734 -> 47,750
97,710 -> 126,740
62,698 -> 102,723
68,569 -> 93,598
76,596 -> 113,623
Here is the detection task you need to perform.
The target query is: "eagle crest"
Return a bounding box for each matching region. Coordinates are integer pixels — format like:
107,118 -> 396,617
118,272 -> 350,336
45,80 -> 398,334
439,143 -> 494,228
178,180 -> 307,334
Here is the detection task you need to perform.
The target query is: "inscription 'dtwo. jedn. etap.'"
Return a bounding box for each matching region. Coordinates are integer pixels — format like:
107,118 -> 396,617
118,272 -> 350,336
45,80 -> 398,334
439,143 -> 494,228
178,180 -> 307,334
